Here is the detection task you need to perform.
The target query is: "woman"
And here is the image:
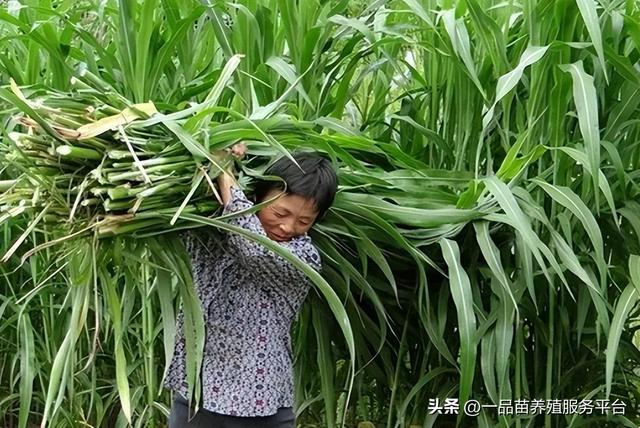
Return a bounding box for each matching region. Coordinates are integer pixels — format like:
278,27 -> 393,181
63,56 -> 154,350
165,148 -> 338,427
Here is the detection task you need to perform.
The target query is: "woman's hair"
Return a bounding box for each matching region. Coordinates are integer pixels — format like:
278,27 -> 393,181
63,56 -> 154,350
254,151 -> 338,221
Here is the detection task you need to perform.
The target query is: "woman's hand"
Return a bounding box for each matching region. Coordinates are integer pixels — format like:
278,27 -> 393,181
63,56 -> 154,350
229,142 -> 246,159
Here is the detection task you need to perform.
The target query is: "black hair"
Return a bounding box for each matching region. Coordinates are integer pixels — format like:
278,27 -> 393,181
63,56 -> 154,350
254,152 -> 338,221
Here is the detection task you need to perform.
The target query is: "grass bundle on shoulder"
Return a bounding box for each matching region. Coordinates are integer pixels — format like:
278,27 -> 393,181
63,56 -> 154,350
0,78 -> 243,246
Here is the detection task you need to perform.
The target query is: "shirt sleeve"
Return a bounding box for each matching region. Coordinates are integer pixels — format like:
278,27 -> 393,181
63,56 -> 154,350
178,230 -> 194,254
221,185 -> 322,287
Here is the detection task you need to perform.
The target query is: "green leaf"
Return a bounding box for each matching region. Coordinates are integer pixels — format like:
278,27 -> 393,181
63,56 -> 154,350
439,238 -> 477,406
559,61 -> 601,210
575,0 -> 607,82
484,176 -> 567,292
18,313 -> 35,428
100,265 -> 132,424
483,46 -> 549,130
605,282 -> 638,398
312,304 -> 336,428
531,179 -> 607,285
441,9 -> 486,99
473,221 -> 517,312
265,56 -> 314,107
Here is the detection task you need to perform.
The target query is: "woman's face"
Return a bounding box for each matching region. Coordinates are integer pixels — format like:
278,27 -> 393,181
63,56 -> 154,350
257,189 -> 319,242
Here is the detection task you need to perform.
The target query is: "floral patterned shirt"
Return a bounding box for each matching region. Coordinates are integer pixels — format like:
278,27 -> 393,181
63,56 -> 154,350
164,185 -> 322,417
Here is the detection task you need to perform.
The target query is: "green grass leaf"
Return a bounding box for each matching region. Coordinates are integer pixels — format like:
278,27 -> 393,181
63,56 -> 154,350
439,238 -> 477,406
605,281 -> 638,398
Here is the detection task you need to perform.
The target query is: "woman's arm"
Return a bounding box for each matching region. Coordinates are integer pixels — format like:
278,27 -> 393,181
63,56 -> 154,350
221,185 -> 322,297
216,142 -> 246,207
217,167 -> 236,207
217,143 -> 321,291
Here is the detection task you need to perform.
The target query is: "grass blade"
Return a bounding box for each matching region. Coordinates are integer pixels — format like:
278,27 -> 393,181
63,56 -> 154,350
605,282 -> 638,398
560,61 -> 601,210
439,238 -> 477,406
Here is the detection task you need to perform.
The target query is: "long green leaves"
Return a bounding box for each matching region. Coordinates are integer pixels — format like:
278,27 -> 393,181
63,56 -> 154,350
560,61 -> 602,210
439,239 -> 477,407
606,255 -> 640,398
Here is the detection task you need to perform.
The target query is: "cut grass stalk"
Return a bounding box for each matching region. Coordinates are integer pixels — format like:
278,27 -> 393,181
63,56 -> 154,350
55,145 -> 103,160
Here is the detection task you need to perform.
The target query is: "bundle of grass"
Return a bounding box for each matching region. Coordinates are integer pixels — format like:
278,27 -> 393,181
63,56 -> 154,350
0,56 -> 312,250
0,80 -> 233,228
